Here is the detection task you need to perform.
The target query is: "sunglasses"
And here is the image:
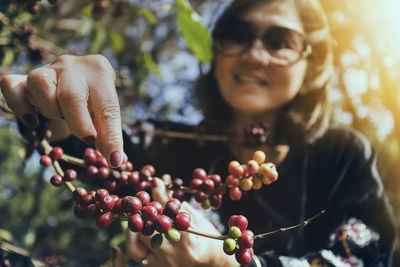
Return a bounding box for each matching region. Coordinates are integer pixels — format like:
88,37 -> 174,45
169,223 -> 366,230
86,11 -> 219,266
213,19 -> 312,66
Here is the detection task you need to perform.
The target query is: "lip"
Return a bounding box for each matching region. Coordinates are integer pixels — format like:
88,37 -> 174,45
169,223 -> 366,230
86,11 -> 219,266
234,72 -> 269,86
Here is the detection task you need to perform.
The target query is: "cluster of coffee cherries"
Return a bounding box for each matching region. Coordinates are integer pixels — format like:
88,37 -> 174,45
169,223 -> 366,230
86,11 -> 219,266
223,215 -> 254,265
225,150 -> 278,201
243,122 -> 272,147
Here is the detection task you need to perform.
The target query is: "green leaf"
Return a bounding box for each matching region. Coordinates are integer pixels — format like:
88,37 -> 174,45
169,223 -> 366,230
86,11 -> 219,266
143,53 -> 162,77
77,17 -> 93,37
2,49 -> 14,66
81,4 -> 93,18
176,0 -> 212,64
89,29 -> 107,54
109,31 -> 125,54
139,8 -> 157,25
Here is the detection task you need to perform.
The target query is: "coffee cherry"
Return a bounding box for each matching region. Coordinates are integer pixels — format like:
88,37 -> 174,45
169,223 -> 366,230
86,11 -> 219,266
119,172 -> 129,184
166,227 -> 181,242
209,194 -> 222,209
252,177 -> 263,190
259,163 -> 278,184
231,215 -> 248,231
155,215 -> 172,233
96,212 -> 112,228
240,178 -> 253,191
112,198 -> 124,213
252,150 -> 266,164
190,178 -> 203,189
50,147 -> 64,160
151,234 -> 163,248
194,191 -> 208,203
64,169 -> 77,182
174,212 -> 191,231
247,160 -> 259,175
50,174 -> 63,187
136,191 -> 150,206
235,248 -> 252,265
223,238 -> 237,254
238,230 -> 254,249
209,174 -> 222,186
73,187 -> 87,202
193,168 -> 207,180
142,220 -> 156,236
229,187 -> 242,201
229,226 -> 242,238
97,167 -> 110,180
201,199 -> 211,210
74,203 -> 87,219
128,213 -> 143,232
202,179 -> 215,191
40,155 -> 52,167
95,189 -> 109,202
225,175 -> 240,188
86,204 -> 101,218
81,194 -> 95,206
86,165 -> 99,178
142,205 -> 158,221
172,189 -> 186,202
148,201 -> 163,215
135,180 -> 151,191
123,196 -> 142,214
164,200 -> 180,219
142,164 -> 156,176
128,171 -> 140,185
84,148 -> 97,165
99,195 -> 115,211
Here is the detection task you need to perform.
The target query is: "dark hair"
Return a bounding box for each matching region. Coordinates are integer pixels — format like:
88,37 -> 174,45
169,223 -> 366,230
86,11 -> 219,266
195,0 -> 333,144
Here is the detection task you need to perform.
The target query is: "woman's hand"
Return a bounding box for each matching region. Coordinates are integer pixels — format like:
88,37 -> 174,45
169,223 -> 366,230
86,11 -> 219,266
0,55 -> 125,167
113,178 -> 240,267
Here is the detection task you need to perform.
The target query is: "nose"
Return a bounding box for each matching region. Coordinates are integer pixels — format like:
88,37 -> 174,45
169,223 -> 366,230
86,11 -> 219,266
246,39 -> 271,66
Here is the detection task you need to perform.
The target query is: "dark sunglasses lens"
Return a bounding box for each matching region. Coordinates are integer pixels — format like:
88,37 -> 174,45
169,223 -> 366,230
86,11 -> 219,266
214,19 -> 253,54
264,27 -> 305,52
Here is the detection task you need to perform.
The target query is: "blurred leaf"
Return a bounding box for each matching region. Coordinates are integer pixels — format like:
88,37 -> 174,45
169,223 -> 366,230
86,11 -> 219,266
176,0 -> 212,64
0,228 -> 14,242
89,29 -> 107,54
139,8 -> 157,25
2,49 -> 14,66
109,31 -> 125,54
81,4 -> 93,18
78,17 -> 93,36
143,53 -> 162,77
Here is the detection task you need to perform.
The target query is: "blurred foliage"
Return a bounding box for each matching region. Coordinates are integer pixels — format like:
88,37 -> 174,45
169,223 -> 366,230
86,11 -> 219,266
0,0 -> 400,266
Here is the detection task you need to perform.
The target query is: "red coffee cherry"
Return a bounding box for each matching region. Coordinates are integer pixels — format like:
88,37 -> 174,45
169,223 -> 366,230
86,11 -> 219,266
74,203 -> 87,219
84,148 -> 97,165
141,205 -> 158,222
95,189 -> 109,202
172,189 -> 186,202
40,155 -> 52,167
230,215 -> 248,231
96,212 -> 112,228
190,178 -> 203,189
136,191 -> 150,206
99,195 -> 116,211
112,198 -> 124,214
73,187 -> 87,202
128,171 -> 140,185
238,230 -> 254,249
148,201 -> 163,215
194,191 -> 208,203
174,212 -> 191,231
50,174 -> 63,187
193,168 -> 207,180
142,220 -> 155,236
97,167 -> 110,180
142,164 -> 156,176
208,174 -> 222,186
229,187 -> 242,201
164,200 -> 180,219
128,213 -> 144,232
235,248 -> 253,265
86,204 -> 101,218
155,215 -> 172,233
50,146 -> 64,160
209,194 -> 223,209
64,169 -> 77,182
202,179 -> 215,191
123,196 -> 142,214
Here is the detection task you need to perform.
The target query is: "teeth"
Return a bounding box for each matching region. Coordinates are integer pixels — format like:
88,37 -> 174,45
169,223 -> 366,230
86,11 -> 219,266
237,75 -> 263,83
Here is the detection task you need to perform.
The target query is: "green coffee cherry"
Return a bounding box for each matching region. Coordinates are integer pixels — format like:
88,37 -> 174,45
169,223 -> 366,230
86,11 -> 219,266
228,226 -> 242,239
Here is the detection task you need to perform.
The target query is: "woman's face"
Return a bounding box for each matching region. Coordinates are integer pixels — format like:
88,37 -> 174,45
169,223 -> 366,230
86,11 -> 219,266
214,0 -> 308,115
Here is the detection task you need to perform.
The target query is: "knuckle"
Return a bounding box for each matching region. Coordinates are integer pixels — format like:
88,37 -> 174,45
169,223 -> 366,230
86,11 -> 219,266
27,69 -> 54,96
98,102 -> 120,121
88,55 -> 115,79
54,55 -> 75,67
0,76 -> 13,92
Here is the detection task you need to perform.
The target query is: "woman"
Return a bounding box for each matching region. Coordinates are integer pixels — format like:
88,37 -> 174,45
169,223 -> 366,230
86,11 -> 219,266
1,0 -> 397,266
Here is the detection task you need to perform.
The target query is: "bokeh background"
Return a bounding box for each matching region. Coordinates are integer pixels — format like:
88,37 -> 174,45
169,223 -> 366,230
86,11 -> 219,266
0,0 -> 399,266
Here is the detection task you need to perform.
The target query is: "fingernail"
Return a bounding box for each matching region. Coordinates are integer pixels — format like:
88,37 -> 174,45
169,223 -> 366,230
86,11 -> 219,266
151,178 -> 158,188
22,114 -> 38,128
83,135 -> 96,145
110,151 -> 122,168
112,247 -> 117,258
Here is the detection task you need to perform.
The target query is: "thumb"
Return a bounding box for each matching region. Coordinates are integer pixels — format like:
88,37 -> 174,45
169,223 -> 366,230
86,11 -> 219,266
112,247 -> 127,267
151,178 -> 170,205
